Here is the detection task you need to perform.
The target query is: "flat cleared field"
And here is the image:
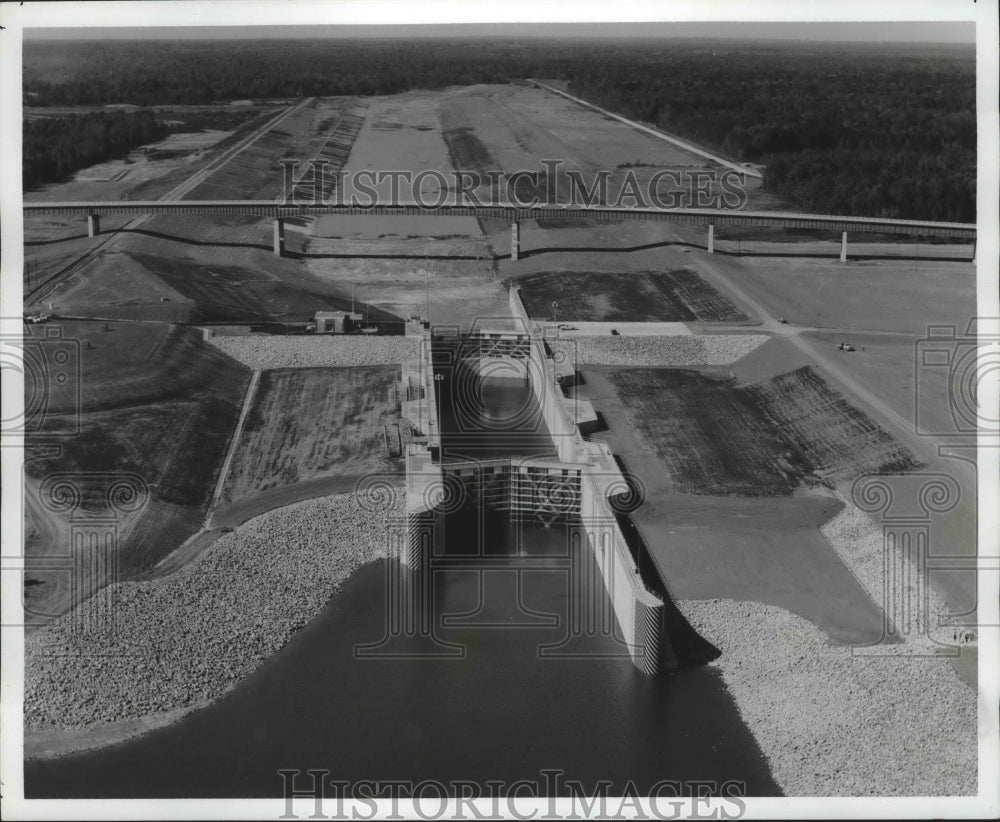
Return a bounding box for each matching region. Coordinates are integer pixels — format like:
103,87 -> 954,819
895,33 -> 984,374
799,331 -> 956,440
338,92 -> 454,206
184,98 -> 360,201
437,85 -> 763,208
220,366 -> 403,505
579,366 -> 887,644
299,91 -> 505,324
515,270 -> 749,322
702,252 -> 976,334
609,366 -> 918,496
24,322 -> 251,620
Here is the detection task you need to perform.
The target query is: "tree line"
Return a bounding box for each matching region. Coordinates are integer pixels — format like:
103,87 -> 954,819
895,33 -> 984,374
23,110 -> 167,189
564,45 -> 975,222
23,39 -> 975,220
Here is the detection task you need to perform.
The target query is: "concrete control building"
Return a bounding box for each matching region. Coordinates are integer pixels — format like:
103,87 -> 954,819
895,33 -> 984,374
314,310 -> 362,333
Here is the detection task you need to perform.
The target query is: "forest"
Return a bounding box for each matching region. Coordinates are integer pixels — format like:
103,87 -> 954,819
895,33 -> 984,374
22,38 -> 975,221
564,44 -> 976,222
23,110 -> 168,190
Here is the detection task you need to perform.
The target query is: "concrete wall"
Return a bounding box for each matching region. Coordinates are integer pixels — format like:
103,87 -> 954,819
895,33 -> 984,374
528,342 -> 579,463
507,288 -> 577,462
400,330 -> 441,449
504,289 -> 670,671
579,466 -> 665,675
401,329 -> 444,571
402,445 -> 445,571
400,304 -> 667,673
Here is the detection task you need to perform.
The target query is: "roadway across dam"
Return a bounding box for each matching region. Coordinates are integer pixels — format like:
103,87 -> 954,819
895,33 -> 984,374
23,201 -> 977,261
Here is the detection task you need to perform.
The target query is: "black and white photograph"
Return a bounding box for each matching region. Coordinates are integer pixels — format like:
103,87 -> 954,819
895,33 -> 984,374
1,1 -> 997,818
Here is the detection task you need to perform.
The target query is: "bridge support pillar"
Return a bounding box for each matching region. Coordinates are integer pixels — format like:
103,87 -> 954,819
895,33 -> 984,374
273,218 -> 285,257
840,230 -> 848,263
511,220 -> 520,261
707,223 -> 714,254
87,214 -> 101,237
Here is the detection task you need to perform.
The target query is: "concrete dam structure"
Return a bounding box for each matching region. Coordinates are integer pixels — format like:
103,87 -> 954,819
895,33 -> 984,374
399,306 -> 669,675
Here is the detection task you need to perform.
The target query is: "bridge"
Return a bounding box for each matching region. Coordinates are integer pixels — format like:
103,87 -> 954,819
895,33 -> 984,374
23,201 -> 977,262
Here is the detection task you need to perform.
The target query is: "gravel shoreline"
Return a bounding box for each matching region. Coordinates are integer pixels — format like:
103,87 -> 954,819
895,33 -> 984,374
549,334 -> 766,366
207,335 -> 421,369
678,495 -> 977,796
25,490 -> 403,739
821,498 -> 970,652
681,600 -> 976,796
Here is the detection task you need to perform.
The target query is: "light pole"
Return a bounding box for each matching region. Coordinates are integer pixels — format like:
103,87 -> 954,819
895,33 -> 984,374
425,269 -> 430,324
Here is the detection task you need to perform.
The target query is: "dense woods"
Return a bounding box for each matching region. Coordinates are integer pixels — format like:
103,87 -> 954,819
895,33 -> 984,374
23,110 -> 167,189
23,38 -> 975,220
566,45 -> 976,222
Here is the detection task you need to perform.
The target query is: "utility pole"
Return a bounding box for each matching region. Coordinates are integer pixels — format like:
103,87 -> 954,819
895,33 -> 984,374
425,269 -> 430,324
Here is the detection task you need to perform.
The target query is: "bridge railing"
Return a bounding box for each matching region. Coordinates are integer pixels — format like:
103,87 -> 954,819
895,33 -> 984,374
22,200 -> 977,239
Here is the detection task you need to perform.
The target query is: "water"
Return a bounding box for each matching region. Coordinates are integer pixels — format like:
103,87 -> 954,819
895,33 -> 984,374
25,366 -> 780,798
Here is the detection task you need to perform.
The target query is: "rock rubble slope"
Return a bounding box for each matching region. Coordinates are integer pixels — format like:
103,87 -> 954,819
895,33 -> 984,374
548,334 -> 766,366
25,490 -> 404,731
679,597 -> 976,796
208,335 -> 421,369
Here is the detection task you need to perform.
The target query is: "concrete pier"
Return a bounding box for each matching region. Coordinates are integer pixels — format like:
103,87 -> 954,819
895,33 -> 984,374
273,218 -> 285,257
87,214 -> 101,237
707,222 -> 715,254
840,230 -> 848,263
511,220 -> 520,261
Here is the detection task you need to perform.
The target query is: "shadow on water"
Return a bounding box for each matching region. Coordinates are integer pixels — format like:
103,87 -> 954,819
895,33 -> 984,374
26,541 -> 780,798
25,339 -> 781,799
